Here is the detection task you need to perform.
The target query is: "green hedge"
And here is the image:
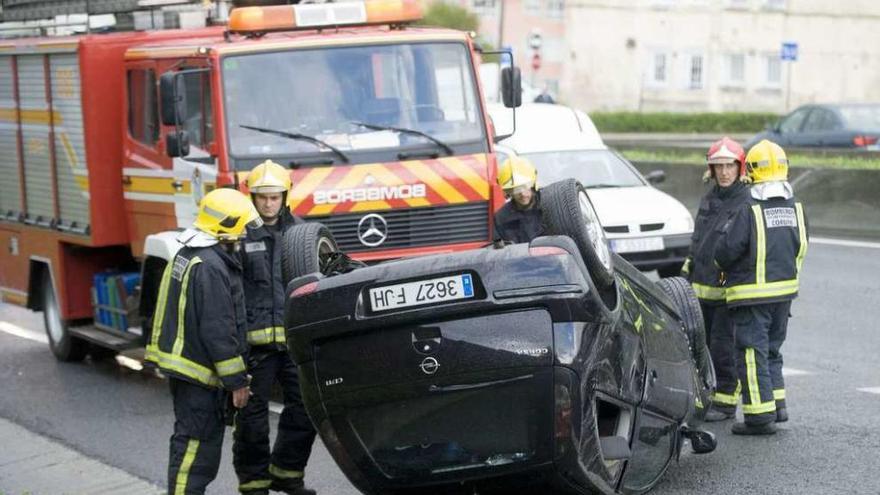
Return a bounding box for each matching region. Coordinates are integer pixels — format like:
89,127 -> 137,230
589,112 -> 781,133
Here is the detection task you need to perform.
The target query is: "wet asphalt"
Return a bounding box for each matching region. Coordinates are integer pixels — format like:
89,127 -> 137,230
1,240 -> 879,495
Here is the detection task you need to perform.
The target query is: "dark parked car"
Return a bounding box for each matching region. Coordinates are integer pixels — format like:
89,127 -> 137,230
746,103 -> 880,150
283,180 -> 716,495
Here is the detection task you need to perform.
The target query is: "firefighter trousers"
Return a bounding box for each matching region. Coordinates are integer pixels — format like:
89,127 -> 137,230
731,301 -> 791,425
168,378 -> 226,495
233,351 -> 317,493
701,303 -> 739,413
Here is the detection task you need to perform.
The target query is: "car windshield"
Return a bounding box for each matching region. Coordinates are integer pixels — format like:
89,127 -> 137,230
523,149 -> 646,188
222,42 -> 485,166
838,105 -> 880,131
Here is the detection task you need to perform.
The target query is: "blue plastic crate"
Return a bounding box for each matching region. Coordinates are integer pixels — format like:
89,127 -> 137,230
92,272 -> 141,332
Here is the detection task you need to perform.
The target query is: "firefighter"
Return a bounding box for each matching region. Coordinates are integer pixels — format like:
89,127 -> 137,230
714,140 -> 808,435
681,137 -> 751,422
233,160 -> 317,495
145,188 -> 259,494
494,156 -> 544,243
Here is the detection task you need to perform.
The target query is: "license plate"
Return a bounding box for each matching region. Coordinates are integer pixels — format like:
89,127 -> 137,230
611,236 -> 664,254
369,274 -> 474,312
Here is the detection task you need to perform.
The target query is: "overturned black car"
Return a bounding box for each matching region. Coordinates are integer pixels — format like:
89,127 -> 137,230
283,179 -> 716,495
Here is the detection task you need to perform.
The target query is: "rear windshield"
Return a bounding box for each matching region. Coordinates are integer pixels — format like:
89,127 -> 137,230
838,105 -> 880,132
523,149 -> 646,188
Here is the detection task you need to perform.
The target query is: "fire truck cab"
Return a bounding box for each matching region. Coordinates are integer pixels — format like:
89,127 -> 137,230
0,1 -> 522,361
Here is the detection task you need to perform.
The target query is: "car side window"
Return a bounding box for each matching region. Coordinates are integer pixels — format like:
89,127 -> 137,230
779,108 -> 810,134
821,110 -> 843,131
802,109 -> 838,132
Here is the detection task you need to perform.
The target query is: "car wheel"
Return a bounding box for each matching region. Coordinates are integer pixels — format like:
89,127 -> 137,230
541,179 -> 614,290
281,222 -> 339,285
655,276 -> 715,421
42,270 -> 88,362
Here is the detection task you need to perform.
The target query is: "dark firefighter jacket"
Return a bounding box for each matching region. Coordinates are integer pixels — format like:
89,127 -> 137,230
684,181 -> 750,304
145,244 -> 248,390
241,210 -> 304,351
494,193 -> 543,244
714,194 -> 808,307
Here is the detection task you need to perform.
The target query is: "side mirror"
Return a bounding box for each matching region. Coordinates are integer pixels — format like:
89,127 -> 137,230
166,130 -> 190,158
501,67 -> 522,108
645,170 -> 666,184
159,71 -> 188,126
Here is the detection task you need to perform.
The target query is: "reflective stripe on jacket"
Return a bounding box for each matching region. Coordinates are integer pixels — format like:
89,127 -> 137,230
687,181 -> 750,304
241,210 -> 304,351
145,244 -> 248,390
714,196 -> 808,307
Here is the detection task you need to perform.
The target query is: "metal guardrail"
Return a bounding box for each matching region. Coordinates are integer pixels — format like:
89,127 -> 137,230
631,161 -> 880,242
604,133 -> 880,159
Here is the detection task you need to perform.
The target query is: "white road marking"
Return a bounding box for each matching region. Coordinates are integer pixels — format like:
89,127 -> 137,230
0,321 -> 48,344
811,237 -> 880,250
782,367 -> 812,377
269,402 -> 284,415
857,387 -> 880,395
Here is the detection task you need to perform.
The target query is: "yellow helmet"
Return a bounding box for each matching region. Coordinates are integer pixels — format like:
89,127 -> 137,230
745,140 -> 789,183
193,188 -> 262,241
497,156 -> 538,192
246,159 -> 291,194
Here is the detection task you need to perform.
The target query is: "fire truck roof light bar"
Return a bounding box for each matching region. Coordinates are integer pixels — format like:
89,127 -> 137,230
227,0 -> 423,35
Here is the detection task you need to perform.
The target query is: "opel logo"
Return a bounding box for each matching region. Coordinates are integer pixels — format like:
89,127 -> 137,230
420,357 -> 440,375
357,213 -> 388,247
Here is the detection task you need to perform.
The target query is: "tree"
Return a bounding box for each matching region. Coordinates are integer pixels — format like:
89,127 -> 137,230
417,1 -> 479,32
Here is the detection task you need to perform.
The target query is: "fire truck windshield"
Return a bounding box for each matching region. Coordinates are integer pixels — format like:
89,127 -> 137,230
222,41 -> 486,168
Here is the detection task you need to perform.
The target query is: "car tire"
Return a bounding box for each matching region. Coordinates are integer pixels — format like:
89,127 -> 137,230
42,270 -> 88,362
541,178 -> 614,290
655,276 -> 715,420
281,223 -> 339,285
656,263 -> 683,279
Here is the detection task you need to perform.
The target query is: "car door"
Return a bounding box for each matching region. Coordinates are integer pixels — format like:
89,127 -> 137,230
616,275 -> 691,493
796,107 -> 844,147
772,106 -> 812,146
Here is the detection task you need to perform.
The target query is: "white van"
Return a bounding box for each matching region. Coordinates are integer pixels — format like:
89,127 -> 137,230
489,103 -> 694,277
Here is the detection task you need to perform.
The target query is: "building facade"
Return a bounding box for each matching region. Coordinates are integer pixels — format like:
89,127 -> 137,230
465,0 -> 880,112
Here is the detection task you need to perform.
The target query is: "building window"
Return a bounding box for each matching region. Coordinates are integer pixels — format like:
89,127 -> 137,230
524,0 -> 542,14
472,0 -> 496,12
127,69 -> 159,146
724,53 -> 745,86
547,0 -> 565,18
689,54 -> 704,89
650,52 -> 669,86
765,55 -> 781,87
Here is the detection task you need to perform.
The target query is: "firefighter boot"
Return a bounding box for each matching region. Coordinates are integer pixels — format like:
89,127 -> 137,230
776,407 -> 789,423
704,406 -> 736,422
270,478 -> 317,495
731,421 -> 777,436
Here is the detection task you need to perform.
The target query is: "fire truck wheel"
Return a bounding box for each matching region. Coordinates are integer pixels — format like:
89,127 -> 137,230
281,223 -> 339,285
655,276 -> 716,421
41,271 -> 88,362
541,178 -> 615,290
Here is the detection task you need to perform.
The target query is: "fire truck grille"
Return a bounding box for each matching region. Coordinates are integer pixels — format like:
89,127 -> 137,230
307,202 -> 490,253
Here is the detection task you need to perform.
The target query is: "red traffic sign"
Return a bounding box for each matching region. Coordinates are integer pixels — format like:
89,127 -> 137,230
531,53 -> 541,71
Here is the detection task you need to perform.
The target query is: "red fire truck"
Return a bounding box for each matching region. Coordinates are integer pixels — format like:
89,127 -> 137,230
0,1 -> 521,361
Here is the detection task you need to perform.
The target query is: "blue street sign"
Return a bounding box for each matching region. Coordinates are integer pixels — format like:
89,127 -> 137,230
781,42 -> 798,61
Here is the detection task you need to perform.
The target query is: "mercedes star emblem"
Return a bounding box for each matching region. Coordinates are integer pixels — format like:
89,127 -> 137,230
357,213 -> 388,247
420,357 -> 440,375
